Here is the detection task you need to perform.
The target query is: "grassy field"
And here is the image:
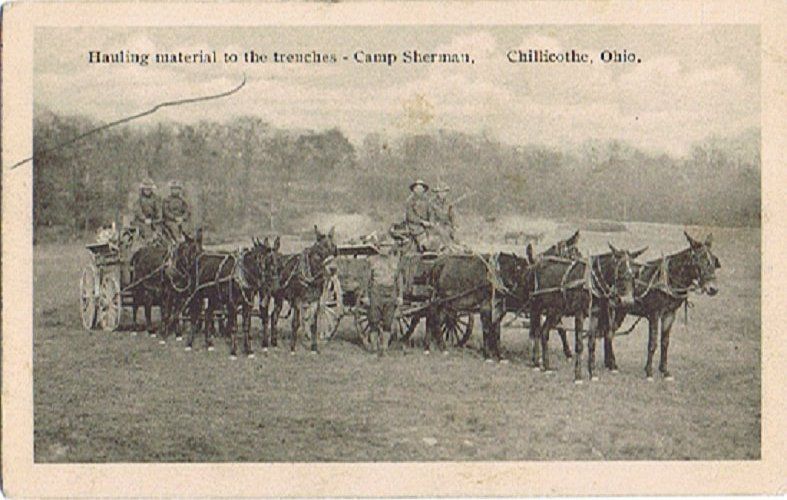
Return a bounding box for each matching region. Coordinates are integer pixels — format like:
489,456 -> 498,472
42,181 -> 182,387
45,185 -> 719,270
33,222 -> 760,461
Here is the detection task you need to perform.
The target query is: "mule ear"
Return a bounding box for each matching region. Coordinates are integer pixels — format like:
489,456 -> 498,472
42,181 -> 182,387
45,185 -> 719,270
329,225 -> 335,240
704,233 -> 713,247
629,246 -> 648,259
526,243 -> 535,264
568,230 -> 580,245
608,243 -> 621,256
314,225 -> 321,238
684,231 -> 700,247
274,235 -> 281,251
262,236 -> 269,248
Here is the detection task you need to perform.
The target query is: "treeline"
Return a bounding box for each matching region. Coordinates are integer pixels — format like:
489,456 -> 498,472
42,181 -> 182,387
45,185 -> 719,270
32,109 -> 760,241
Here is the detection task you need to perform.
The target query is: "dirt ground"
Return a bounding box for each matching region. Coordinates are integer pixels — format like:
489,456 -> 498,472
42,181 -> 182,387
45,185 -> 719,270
33,222 -> 760,461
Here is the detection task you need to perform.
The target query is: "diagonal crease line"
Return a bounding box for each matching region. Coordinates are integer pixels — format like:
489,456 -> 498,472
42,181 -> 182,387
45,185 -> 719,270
7,74 -> 247,170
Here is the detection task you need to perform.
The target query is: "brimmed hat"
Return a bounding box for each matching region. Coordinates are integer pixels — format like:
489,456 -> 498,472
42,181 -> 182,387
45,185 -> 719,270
140,177 -> 156,190
432,184 -> 450,193
409,179 -> 429,192
169,179 -> 183,190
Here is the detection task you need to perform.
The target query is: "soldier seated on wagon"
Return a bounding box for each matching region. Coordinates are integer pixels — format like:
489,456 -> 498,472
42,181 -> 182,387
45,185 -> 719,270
132,177 -> 163,242
430,184 -> 456,241
161,179 -> 191,243
404,179 -> 433,251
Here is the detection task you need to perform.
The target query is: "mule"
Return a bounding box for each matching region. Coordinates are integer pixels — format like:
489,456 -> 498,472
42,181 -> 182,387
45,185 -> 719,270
427,251 -> 532,361
605,232 -> 720,380
269,226 -> 338,354
128,241 -> 170,337
527,246 -> 639,382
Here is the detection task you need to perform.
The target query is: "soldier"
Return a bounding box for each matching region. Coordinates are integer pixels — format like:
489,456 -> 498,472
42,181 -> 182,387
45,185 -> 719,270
430,184 -> 456,240
132,177 -> 162,241
404,179 -> 432,251
366,248 -> 403,357
162,179 -> 191,242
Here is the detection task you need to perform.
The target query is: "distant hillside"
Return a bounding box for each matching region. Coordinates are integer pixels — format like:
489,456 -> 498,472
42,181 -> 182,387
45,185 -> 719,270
32,109 -> 760,242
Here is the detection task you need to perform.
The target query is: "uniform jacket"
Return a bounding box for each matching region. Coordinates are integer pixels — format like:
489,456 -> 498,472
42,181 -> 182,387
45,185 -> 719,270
134,193 -> 162,223
162,194 -> 191,222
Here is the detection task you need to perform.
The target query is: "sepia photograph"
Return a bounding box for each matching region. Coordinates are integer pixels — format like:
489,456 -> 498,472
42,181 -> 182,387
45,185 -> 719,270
3,1 -> 784,496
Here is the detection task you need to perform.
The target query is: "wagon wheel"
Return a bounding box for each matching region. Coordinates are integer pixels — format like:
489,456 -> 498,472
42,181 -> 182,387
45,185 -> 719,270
98,274 -> 123,331
80,263 -> 99,330
353,302 -> 372,350
397,314 -> 421,346
316,274 -> 344,340
442,310 -> 474,347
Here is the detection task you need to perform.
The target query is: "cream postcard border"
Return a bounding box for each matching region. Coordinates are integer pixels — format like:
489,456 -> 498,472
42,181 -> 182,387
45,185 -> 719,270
2,1 -> 785,496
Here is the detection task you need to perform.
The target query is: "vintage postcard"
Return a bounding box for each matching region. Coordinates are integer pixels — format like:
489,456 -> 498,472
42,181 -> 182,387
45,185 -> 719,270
2,0 -> 785,496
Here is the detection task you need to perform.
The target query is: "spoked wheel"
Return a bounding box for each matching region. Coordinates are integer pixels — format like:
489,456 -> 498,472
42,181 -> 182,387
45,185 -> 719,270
442,310 -> 475,347
80,263 -> 99,330
353,303 -> 372,350
396,314 -> 421,347
316,274 -> 344,340
98,274 -> 123,331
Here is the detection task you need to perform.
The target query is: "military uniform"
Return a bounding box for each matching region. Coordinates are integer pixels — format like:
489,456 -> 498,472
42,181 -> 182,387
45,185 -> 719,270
162,183 -> 191,242
366,254 -> 402,356
430,185 -> 456,241
133,180 -> 162,241
404,179 -> 432,249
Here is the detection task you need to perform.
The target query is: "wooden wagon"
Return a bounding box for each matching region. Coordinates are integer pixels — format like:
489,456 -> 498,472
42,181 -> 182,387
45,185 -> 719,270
79,241 -> 136,331
317,244 -> 475,347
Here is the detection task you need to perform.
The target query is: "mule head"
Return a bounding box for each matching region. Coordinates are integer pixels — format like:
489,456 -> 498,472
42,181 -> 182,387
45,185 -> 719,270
549,230 -> 582,260
607,243 -> 641,307
313,225 -> 338,262
684,232 -> 720,296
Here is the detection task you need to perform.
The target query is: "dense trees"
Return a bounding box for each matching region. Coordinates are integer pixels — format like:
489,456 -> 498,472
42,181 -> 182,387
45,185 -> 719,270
32,108 -> 760,242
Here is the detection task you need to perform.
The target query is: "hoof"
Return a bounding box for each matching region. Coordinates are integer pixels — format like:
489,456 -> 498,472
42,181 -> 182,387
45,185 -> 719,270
131,331 -> 138,337
184,346 -> 192,352
290,351 -> 296,356
248,353 -> 255,359
499,359 -> 509,365
230,355 -> 237,360
262,347 -> 269,354
574,379 -> 583,385
423,350 -> 430,356
149,333 -> 157,338
442,351 -> 449,356
646,376 -> 654,382
591,376 -> 599,382
532,366 -> 542,372
485,358 -> 494,364
207,346 -> 215,352
158,340 -> 166,345
611,369 -> 619,374
175,336 -> 183,342
310,350 -> 318,355
664,375 -> 674,381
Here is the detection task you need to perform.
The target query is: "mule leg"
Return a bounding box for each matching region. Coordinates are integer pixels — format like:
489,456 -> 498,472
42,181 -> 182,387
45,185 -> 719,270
259,294 -> 270,350
529,306 -> 542,369
243,301 -> 253,357
540,313 -> 561,371
205,299 -> 216,351
423,308 -> 434,355
659,311 -> 675,380
187,297 -> 200,350
557,326 -> 572,359
573,315 -> 584,383
289,300 -> 301,353
145,298 -> 156,336
586,313 -> 599,381
310,302 -> 320,353
437,308 -> 448,354
271,296 -> 283,348
645,314 -> 659,380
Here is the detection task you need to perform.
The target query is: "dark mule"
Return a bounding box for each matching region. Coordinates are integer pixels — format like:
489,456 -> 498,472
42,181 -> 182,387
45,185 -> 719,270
605,232 -> 720,380
427,251 -> 532,360
525,230 -> 584,359
527,246 -> 638,382
128,241 -> 171,338
269,226 -> 338,354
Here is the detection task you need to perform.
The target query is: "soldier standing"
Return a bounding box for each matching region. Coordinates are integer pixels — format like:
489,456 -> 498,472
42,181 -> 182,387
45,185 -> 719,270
132,177 -> 162,241
162,179 -> 191,242
404,179 -> 432,251
366,249 -> 403,357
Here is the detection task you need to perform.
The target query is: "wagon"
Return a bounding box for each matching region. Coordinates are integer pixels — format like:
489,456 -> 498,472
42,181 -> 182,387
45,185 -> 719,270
316,244 -> 475,347
79,241 -> 134,331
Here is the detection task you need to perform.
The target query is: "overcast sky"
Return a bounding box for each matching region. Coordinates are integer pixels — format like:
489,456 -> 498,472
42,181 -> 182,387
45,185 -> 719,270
35,26 -> 759,156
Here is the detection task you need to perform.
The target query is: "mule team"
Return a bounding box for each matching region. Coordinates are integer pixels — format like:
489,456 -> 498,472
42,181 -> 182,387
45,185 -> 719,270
127,186 -> 721,384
